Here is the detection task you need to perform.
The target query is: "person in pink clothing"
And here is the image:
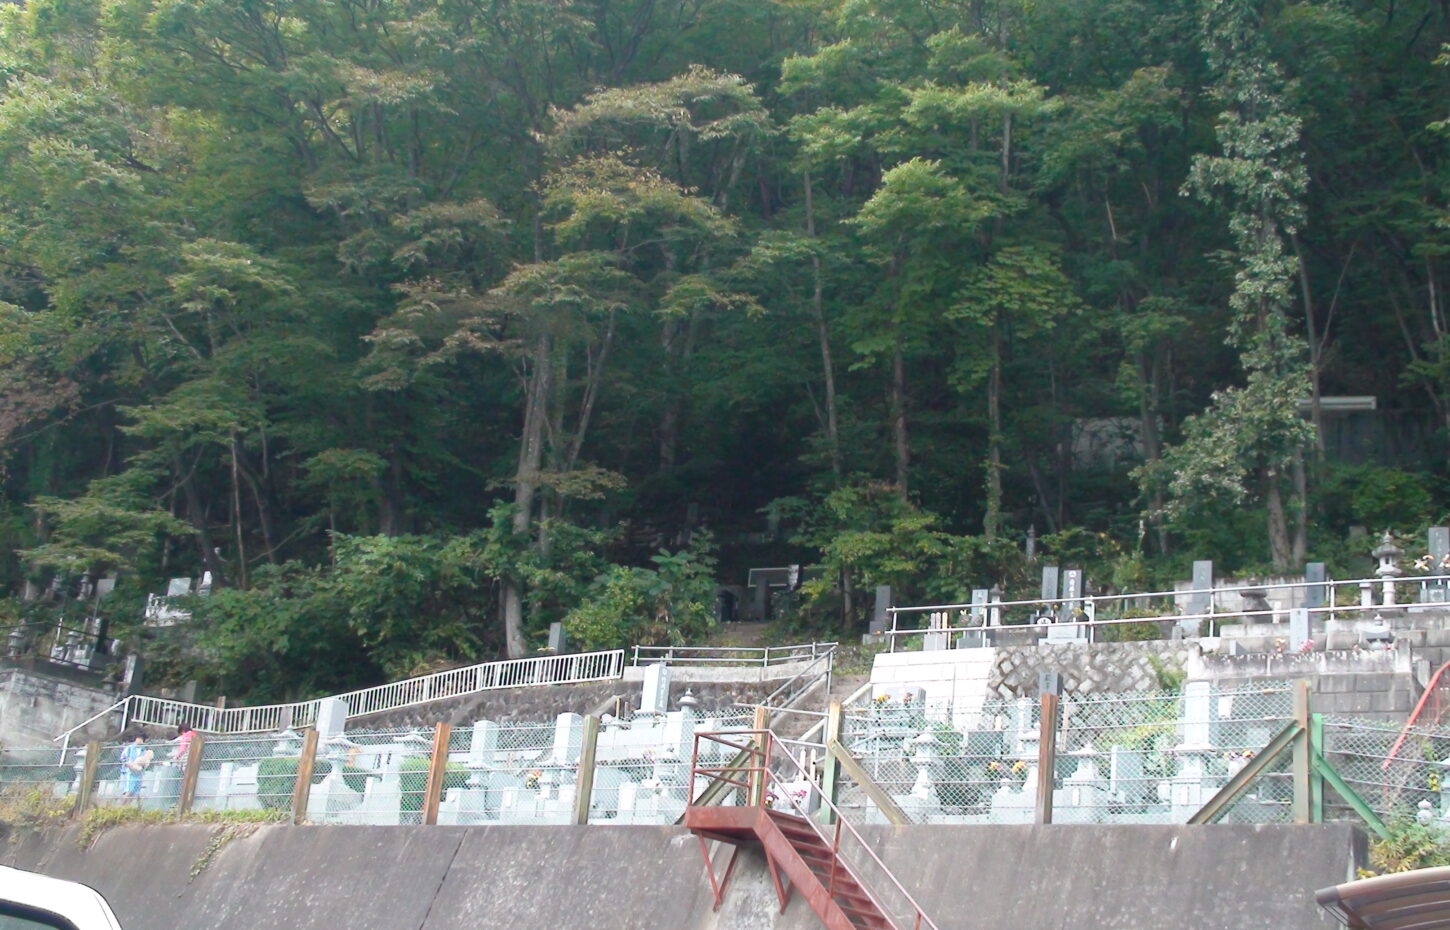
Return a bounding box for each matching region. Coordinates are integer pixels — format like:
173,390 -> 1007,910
169,723 -> 195,767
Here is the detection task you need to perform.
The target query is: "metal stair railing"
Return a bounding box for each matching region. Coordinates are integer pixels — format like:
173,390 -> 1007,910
688,729 -> 941,930
53,649 -> 626,755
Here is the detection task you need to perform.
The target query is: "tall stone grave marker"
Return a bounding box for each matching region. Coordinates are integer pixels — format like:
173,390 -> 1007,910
1040,566 -> 1060,604
1289,608 -> 1311,652
871,585 -> 892,634
641,663 -> 671,716
1061,569 -> 1083,608
1047,569 -> 1088,643
1305,563 -> 1327,610
1428,527 -> 1449,603
959,589 -> 991,648
1181,560 -> 1213,636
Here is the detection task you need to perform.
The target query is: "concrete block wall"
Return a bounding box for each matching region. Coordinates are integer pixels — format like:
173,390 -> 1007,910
1,822 -> 1365,930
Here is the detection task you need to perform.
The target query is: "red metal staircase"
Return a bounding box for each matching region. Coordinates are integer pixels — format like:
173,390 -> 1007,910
683,730 -> 936,930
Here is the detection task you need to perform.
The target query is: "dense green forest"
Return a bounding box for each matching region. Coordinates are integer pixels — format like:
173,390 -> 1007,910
2,0 -> 1450,699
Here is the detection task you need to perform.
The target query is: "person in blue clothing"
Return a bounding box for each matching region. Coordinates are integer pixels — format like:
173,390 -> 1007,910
118,734 -> 152,802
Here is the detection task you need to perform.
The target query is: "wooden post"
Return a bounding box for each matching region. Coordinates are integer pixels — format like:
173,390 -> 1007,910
817,701 -> 844,825
291,730 -> 319,825
177,734 -> 205,814
421,723 -> 453,826
572,716 -> 601,825
72,741 -> 102,818
1035,684 -> 1061,825
750,705 -> 770,807
1292,680 -> 1312,825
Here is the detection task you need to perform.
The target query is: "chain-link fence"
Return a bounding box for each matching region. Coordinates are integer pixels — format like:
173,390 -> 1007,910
192,732 -> 311,815
308,727 -> 437,825
1320,716 -> 1450,825
435,719 -> 571,825
588,708 -> 756,823
88,738 -> 182,810
0,747 -> 83,811
839,682 -> 1294,825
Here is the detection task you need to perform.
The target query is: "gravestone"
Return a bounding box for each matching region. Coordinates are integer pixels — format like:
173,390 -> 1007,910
641,664 -> 671,716
1428,527 -> 1450,603
315,697 -> 350,739
1289,608 -> 1311,652
1061,569 -> 1083,608
1305,563 -> 1327,610
547,622 -> 568,653
121,654 -> 144,695
165,577 -> 192,597
1181,560 -> 1213,636
95,576 -> 116,599
551,713 -> 584,764
871,586 -> 892,634
958,589 -> 991,647
970,589 -> 989,625
1040,566 -> 1061,603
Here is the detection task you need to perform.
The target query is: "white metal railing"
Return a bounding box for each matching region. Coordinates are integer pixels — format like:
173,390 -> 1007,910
885,573 -> 1450,651
54,650 -> 626,752
629,642 -> 837,667
758,646 -> 836,710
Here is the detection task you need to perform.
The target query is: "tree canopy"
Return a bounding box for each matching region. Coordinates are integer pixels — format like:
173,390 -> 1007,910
3,0 -> 1450,699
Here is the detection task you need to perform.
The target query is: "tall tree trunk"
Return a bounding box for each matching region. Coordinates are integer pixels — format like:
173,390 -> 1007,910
804,171 -> 842,479
229,435 -> 247,588
177,456 -> 228,586
1291,450 -> 1308,564
502,334 -> 551,658
890,324 -> 909,498
1265,468 -> 1293,572
1292,235 -> 1326,459
1137,347 -> 1170,555
984,323 -> 1004,539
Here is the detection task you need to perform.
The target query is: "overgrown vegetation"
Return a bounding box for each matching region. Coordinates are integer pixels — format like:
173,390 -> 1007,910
1366,821 -> 1450,875
3,0 -> 1450,705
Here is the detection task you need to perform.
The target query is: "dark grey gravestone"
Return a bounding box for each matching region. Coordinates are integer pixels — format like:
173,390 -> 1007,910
1304,563 -> 1327,609
547,622 -> 568,653
871,585 -> 892,634
1061,569 -> 1083,605
1040,566 -> 1060,603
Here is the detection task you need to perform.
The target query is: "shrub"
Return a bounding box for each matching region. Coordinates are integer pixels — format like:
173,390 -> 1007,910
254,757 -> 374,810
398,756 -> 468,814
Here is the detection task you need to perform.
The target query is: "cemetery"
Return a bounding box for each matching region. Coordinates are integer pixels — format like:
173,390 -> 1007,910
13,530 -> 1450,927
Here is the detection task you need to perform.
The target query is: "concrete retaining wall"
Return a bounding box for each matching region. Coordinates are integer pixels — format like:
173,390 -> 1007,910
3,821 -> 1363,929
0,664 -> 118,749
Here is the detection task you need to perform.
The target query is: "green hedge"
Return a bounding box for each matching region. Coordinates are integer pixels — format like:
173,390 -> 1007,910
254,757 -> 375,810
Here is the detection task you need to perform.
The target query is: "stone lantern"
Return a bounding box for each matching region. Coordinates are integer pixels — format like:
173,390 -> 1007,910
1373,531 -> 1405,606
